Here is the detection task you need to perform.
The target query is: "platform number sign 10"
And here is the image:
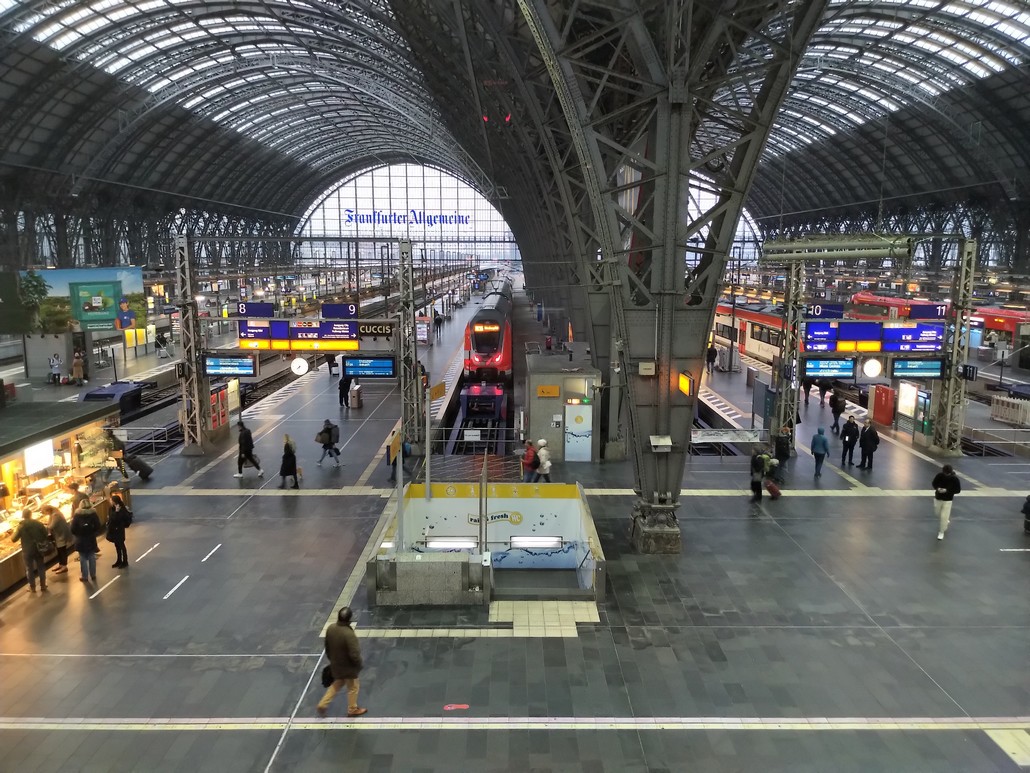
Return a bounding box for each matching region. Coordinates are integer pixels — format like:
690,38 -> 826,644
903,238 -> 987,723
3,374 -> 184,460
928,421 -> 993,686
805,303 -> 844,319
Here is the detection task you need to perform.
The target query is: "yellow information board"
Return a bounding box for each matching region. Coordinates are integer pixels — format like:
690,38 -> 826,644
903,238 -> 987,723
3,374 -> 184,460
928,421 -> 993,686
536,385 -> 560,398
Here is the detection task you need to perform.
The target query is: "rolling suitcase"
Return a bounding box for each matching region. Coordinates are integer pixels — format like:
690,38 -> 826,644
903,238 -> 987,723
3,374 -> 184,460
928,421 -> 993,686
764,480 -> 781,500
126,455 -> 153,482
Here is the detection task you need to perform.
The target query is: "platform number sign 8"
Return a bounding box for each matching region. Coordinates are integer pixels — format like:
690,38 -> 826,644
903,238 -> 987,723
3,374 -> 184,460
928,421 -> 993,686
236,301 -> 247,316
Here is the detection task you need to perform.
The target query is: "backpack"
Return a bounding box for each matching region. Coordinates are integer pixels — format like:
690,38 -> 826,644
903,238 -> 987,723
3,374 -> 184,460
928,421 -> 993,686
530,453 -> 541,470
329,424 -> 340,444
751,454 -> 765,474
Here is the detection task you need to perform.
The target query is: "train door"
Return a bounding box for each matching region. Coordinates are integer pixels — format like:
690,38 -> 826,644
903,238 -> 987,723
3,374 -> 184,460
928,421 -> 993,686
738,321 -> 748,354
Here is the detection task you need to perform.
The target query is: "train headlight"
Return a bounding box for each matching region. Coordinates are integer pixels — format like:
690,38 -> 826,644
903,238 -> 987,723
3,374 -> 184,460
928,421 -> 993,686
862,358 -> 883,378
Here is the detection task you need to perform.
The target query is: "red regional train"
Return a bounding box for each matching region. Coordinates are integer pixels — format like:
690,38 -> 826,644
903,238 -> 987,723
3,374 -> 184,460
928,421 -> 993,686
713,294 -> 1029,364
464,278 -> 514,381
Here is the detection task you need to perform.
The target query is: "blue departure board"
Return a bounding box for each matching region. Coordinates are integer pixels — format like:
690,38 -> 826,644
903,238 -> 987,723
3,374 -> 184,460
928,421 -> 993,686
802,359 -> 855,378
204,354 -> 258,377
837,321 -> 883,341
238,321 -> 269,339
804,322 -> 837,341
322,302 -> 358,319
342,357 -> 396,378
891,358 -> 944,378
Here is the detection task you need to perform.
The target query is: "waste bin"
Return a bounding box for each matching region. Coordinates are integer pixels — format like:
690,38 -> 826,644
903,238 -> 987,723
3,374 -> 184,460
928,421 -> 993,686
349,384 -> 363,409
746,366 -> 758,387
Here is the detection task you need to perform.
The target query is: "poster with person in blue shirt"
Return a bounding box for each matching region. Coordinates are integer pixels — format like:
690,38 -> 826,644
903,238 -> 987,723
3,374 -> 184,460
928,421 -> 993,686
115,297 -> 137,330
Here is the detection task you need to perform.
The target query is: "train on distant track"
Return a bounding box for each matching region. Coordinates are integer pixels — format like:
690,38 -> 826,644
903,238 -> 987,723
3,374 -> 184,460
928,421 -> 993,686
464,278 -> 514,381
713,293 -> 1030,365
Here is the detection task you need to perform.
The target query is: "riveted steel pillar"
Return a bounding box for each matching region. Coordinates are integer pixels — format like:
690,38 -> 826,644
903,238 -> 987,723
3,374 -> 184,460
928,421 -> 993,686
173,234 -> 211,455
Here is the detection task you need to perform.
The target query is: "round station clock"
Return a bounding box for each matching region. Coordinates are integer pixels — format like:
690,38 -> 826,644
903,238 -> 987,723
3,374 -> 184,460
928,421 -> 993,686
290,357 -> 310,376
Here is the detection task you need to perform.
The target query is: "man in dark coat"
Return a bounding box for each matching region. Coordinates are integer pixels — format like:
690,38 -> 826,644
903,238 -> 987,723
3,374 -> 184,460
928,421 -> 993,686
317,607 -> 367,717
234,420 -> 263,478
70,502 -> 102,583
857,419 -> 880,470
839,416 -> 860,466
339,374 -> 354,408
705,344 -> 718,374
932,464 -> 962,540
10,510 -> 49,593
829,391 -> 845,433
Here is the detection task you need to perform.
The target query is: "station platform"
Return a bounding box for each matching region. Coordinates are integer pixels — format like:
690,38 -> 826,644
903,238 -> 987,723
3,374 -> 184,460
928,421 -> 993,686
0,287 -> 1028,772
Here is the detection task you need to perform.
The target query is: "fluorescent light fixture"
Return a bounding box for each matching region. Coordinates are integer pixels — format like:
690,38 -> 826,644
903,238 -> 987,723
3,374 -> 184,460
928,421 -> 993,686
23,439 -> 55,475
426,538 -> 477,549
510,536 -> 563,549
380,541 -> 394,549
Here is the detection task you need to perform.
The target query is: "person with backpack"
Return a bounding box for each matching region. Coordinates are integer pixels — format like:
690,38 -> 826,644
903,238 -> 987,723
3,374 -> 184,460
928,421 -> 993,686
278,434 -> 300,489
70,500 -> 102,583
234,420 -> 263,478
106,492 -> 133,568
520,440 -> 537,483
749,448 -> 772,502
829,390 -> 845,432
317,419 -> 341,466
932,464 -> 962,540
705,344 -> 718,375
773,427 -> 792,482
532,439 -> 552,482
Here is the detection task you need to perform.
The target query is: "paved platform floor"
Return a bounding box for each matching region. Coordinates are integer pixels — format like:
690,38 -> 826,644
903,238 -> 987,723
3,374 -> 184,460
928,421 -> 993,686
0,293 -> 1027,772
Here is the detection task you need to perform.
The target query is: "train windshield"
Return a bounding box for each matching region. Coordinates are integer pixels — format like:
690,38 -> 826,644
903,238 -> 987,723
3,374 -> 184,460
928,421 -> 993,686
471,322 -> 501,354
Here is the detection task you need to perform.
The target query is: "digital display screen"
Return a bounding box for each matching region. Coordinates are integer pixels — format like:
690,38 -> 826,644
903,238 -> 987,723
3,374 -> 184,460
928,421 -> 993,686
235,301 -> 275,317
342,357 -> 396,378
238,320 -> 270,339
803,322 -> 837,341
891,358 -> 944,379
24,439 -> 55,475
882,341 -> 943,353
318,321 -> 358,340
269,320 -> 291,339
204,355 -> 258,377
322,302 -> 358,319
802,359 -> 856,378
473,323 -> 500,333
882,324 -> 943,342
837,321 -> 883,341
803,341 -> 836,352
908,304 -> 948,320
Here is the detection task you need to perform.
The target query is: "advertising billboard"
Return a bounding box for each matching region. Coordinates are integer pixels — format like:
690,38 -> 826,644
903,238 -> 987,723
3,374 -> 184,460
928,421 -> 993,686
0,268 -> 146,334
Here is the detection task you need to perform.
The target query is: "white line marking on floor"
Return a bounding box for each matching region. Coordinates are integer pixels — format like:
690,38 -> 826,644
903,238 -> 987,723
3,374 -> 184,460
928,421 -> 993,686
135,543 -> 160,563
88,576 -> 120,600
201,544 -> 222,562
162,575 -> 189,600
999,548 -> 1030,552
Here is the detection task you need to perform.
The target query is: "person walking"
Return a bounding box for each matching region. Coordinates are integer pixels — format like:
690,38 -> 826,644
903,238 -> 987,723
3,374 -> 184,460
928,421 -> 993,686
533,439 -> 552,483
829,391 -> 845,432
749,447 -> 772,502
801,376 -> 815,406
810,427 -> 829,477
339,374 -> 354,408
317,420 -> 342,467
1021,494 -> 1030,534
817,378 -> 832,406
234,420 -> 263,478
520,439 -> 538,483
317,607 -> 367,718
278,434 -> 300,489
705,344 -> 718,375
773,427 -> 792,482
70,501 -> 102,583
839,416 -> 859,466
106,492 -> 132,568
434,312 -> 444,340
325,353 -> 337,377
10,510 -> 49,593
857,420 -> 880,469
44,504 -> 73,575
932,464 -> 962,540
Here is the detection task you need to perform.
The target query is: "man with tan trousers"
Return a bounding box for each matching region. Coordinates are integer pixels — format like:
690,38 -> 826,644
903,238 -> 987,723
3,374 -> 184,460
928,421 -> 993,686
317,607 -> 368,717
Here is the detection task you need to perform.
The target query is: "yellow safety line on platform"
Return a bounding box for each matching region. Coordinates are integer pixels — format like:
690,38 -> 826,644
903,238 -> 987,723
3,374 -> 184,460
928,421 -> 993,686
985,729 -> 1030,767
0,716 -> 1026,733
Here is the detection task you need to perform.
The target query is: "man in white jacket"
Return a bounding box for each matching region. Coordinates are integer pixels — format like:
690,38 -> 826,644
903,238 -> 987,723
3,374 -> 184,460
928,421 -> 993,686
533,439 -> 553,483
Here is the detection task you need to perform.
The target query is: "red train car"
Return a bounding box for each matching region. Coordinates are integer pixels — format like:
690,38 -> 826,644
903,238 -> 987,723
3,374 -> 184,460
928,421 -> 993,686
464,280 -> 513,381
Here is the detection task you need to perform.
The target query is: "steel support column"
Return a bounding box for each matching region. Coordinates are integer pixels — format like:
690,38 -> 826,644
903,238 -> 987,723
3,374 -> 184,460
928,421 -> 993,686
772,260 -> 804,442
397,239 -> 425,449
173,234 -> 210,456
932,238 -> 975,454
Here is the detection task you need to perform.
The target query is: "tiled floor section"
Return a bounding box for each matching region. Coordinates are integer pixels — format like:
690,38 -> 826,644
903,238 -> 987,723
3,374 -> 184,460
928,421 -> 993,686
358,600 -> 601,639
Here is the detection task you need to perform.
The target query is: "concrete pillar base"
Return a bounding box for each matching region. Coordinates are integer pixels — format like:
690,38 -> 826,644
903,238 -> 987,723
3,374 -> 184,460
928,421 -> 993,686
629,503 -> 681,554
